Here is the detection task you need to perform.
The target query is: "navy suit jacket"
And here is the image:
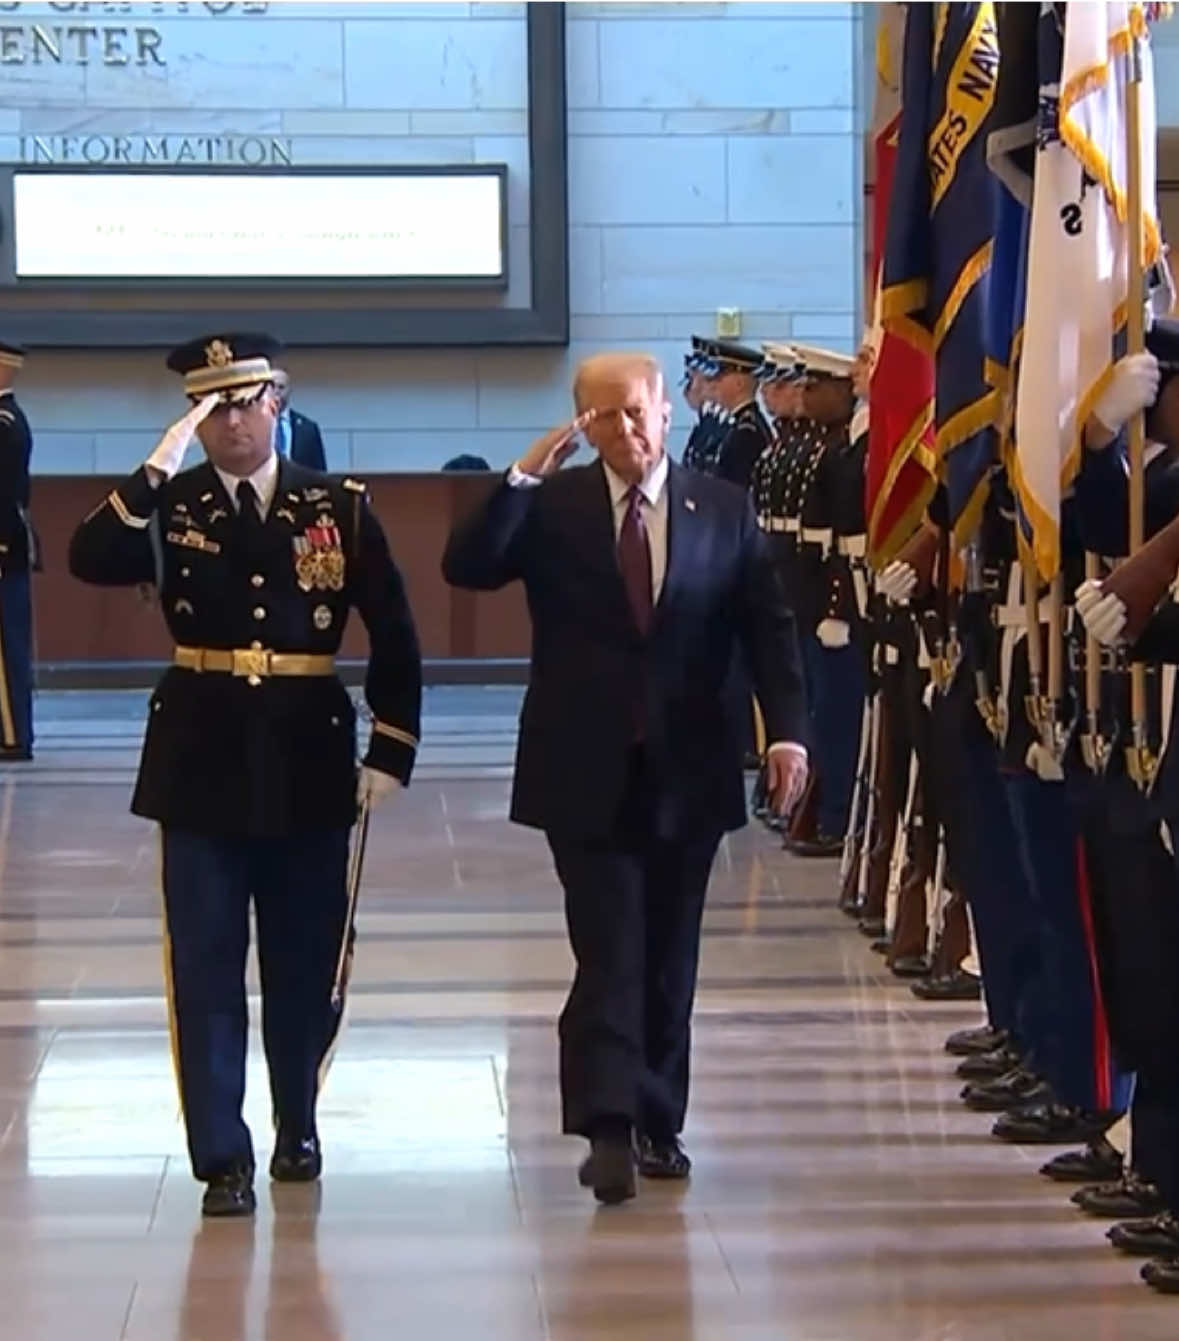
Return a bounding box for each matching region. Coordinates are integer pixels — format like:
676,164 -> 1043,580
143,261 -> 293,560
288,409 -> 327,472
442,460 -> 808,839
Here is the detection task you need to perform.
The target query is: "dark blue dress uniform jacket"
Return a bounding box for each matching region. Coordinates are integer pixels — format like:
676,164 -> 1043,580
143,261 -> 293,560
68,457 -> 422,838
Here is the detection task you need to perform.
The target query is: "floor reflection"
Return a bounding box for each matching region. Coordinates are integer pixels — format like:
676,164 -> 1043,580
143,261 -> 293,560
0,692 -> 1175,1338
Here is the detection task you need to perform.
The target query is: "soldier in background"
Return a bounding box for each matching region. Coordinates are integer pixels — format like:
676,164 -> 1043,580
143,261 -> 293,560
680,340 -> 724,473
0,340 -> 38,761
693,339 -> 774,490
787,346 -> 866,856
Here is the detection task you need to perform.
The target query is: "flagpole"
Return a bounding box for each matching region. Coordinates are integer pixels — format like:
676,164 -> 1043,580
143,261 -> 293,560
1124,25 -> 1152,790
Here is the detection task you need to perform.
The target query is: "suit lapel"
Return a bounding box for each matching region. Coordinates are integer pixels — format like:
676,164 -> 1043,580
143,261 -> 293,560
654,462 -> 702,625
568,462 -> 633,623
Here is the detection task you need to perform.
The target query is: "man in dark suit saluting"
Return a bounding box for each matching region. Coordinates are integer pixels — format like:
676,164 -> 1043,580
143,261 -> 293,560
443,352 -> 808,1205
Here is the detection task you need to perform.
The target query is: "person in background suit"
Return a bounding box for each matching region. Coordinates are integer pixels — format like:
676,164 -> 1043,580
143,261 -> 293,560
0,340 -> 37,761
442,351 -> 809,1206
272,368 -> 328,471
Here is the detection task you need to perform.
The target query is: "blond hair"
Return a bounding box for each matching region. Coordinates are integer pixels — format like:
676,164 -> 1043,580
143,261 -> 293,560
572,351 -> 665,409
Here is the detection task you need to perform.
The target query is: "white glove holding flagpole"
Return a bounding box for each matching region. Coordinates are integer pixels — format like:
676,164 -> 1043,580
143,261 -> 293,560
877,561 -> 918,604
146,393 -> 220,481
1075,578 -> 1129,646
1092,352 -> 1160,434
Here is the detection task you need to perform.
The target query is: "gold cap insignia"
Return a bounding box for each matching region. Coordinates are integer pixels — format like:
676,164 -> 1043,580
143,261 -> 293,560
205,339 -> 234,368
313,604 -> 333,631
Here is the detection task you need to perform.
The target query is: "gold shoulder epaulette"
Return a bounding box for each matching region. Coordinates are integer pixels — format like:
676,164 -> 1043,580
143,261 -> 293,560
342,477 -> 366,494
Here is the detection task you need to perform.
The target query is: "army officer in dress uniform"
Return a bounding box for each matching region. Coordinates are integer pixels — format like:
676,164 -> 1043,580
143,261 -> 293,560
68,333 -> 423,1219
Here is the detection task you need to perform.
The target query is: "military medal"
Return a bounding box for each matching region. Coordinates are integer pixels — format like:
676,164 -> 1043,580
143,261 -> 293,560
293,522 -> 345,591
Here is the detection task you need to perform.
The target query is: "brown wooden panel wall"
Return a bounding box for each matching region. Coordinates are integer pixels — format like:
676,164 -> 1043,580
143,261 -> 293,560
29,473 -> 530,664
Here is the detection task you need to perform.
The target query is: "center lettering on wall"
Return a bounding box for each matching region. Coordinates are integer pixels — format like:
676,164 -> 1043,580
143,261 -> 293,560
0,0 -> 269,69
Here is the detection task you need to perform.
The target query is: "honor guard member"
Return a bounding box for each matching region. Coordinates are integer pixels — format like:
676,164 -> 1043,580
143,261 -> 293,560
748,344 -> 805,823
0,341 -> 38,760
695,339 -> 773,490
68,333 -> 423,1219
680,338 -> 726,474
789,345 -> 866,854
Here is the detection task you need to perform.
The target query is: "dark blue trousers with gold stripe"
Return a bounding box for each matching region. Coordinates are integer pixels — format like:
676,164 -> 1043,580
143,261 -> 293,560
161,827 -> 350,1181
0,572 -> 33,757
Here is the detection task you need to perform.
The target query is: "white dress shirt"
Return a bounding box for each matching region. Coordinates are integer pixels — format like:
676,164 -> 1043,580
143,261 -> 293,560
215,450 -> 280,520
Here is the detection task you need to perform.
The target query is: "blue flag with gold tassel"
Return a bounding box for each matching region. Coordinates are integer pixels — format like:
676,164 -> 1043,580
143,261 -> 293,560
882,2 -> 1002,545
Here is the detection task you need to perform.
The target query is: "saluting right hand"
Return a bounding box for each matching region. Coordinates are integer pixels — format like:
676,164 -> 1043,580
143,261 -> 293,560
514,410 -> 597,479
145,393 -> 219,483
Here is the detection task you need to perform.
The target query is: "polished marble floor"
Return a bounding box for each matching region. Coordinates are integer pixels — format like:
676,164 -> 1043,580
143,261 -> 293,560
0,688 -> 1172,1339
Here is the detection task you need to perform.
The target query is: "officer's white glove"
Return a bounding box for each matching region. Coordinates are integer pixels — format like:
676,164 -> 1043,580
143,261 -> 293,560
877,560 -> 918,604
145,393 -> 219,481
1025,741 -> 1065,783
816,618 -> 851,649
1075,578 -> 1128,646
356,765 -> 403,808
1092,352 -> 1160,434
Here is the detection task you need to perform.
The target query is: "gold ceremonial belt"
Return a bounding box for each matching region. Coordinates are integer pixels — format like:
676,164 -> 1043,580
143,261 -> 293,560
173,646 -> 336,678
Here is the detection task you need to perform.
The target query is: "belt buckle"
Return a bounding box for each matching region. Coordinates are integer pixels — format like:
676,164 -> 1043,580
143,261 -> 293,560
232,647 -> 271,679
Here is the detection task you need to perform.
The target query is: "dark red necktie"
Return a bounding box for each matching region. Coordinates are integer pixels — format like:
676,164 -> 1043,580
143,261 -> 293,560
617,486 -> 653,635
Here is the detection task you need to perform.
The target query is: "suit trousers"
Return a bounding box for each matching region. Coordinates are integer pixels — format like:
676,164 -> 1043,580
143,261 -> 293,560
161,826 -> 350,1180
546,749 -> 722,1139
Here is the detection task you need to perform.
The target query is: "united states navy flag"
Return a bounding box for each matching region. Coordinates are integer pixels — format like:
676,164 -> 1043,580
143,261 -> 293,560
881,2 -> 1002,547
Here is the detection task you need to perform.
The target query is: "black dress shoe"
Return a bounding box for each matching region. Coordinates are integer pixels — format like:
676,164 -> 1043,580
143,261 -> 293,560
1141,1256 -> 1179,1293
858,918 -> 887,939
891,955 -> 932,979
911,969 -> 982,1002
0,748 -> 32,762
946,1025 -> 1007,1057
956,1043 -> 1023,1080
786,832 -> 843,858
269,1134 -> 322,1183
870,938 -> 890,956
201,1164 -> 256,1218
992,1103 -> 1115,1145
1073,1175 -> 1163,1218
960,1067 -> 1051,1113
577,1138 -> 636,1206
1041,1138 -> 1123,1183
1109,1210 -> 1179,1256
635,1134 -> 692,1180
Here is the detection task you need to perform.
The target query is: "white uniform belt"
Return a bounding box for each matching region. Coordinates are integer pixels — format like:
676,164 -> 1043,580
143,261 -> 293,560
839,534 -> 867,558
801,526 -> 832,549
764,518 -> 791,533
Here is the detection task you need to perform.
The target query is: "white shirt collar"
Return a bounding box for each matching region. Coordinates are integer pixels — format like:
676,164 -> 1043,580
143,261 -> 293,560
602,452 -> 669,509
215,449 -> 280,514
